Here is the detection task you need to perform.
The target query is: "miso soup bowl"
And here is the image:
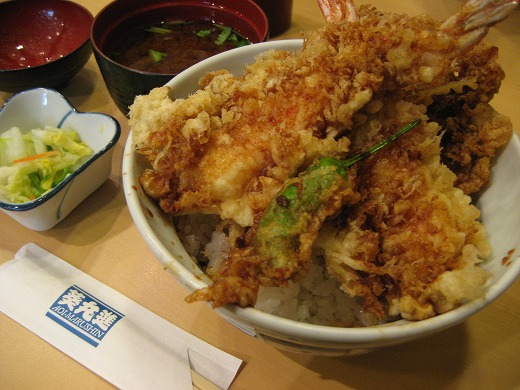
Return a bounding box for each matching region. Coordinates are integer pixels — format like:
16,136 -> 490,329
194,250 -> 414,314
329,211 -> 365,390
123,40 -> 520,356
0,88 -> 120,231
91,0 -> 268,115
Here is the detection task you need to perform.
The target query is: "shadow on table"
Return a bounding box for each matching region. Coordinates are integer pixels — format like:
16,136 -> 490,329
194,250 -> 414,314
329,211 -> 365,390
40,179 -> 128,244
59,67 -> 97,106
284,322 -> 469,389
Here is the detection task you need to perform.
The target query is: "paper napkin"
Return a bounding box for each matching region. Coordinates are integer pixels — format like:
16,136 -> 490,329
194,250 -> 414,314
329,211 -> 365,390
0,243 -> 242,390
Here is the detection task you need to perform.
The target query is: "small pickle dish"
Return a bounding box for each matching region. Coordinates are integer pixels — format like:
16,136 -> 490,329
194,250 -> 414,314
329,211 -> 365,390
0,88 -> 120,231
123,40 -> 520,356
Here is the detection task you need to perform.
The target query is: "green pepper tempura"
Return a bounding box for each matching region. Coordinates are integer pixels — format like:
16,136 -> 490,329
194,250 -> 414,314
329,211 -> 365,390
187,120 -> 420,307
254,120 -> 421,283
0,126 -> 92,203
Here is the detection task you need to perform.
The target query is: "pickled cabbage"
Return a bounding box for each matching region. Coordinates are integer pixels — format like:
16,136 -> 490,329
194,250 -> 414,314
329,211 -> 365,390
0,126 -> 92,203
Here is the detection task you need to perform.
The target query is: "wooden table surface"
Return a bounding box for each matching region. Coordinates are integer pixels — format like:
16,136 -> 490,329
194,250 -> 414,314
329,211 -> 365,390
1,1 -> 519,389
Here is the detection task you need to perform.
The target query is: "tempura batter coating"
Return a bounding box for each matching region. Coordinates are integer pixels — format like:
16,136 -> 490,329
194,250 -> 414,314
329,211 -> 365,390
130,0 -> 514,321
317,102 -> 491,320
131,49 -> 355,227
130,5 -> 510,227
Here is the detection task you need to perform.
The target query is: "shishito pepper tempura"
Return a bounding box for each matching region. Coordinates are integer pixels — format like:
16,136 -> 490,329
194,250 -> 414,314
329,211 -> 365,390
129,0 -> 516,324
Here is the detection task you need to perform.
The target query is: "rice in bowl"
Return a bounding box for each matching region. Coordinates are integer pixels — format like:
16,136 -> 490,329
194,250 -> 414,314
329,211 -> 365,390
176,214 -> 384,327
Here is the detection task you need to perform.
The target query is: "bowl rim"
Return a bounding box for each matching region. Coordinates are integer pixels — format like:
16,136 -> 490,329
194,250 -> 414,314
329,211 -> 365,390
123,130 -> 520,343
0,0 -> 94,73
0,88 -> 121,211
125,128 -> 520,343
123,39 -> 520,344
90,0 -> 269,77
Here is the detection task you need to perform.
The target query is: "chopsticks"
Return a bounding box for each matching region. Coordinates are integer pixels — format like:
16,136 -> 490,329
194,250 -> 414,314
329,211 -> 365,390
191,368 -> 222,390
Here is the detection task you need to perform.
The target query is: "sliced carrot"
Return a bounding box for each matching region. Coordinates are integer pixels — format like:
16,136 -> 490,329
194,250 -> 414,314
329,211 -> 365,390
13,150 -> 60,164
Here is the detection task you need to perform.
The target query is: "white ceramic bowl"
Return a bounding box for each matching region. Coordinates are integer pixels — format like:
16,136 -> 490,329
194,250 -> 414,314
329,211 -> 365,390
123,40 -> 520,355
0,88 -> 120,231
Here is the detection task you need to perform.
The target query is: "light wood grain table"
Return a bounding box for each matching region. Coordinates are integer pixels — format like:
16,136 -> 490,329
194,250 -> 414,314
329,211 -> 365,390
1,1 -> 519,389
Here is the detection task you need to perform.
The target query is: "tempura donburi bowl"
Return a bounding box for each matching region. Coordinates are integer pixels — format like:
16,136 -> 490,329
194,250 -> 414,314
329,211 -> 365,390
123,40 -> 520,355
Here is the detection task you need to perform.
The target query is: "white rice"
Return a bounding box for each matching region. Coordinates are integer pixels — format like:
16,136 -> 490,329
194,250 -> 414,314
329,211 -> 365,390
176,214 -> 377,327
255,262 -> 362,326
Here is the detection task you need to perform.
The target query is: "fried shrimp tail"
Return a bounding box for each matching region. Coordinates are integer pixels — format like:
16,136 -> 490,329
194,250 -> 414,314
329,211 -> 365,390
317,0 -> 358,22
440,0 -> 518,56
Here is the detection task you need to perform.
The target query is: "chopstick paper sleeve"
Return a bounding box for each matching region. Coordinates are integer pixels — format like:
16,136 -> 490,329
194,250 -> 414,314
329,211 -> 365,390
0,243 -> 243,390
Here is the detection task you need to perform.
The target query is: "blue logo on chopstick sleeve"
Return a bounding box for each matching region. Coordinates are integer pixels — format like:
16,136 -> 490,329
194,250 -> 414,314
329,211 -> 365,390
46,285 -> 124,347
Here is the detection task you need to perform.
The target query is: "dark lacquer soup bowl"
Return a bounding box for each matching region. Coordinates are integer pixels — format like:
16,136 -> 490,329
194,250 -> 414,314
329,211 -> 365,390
91,0 -> 268,115
0,0 -> 93,93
